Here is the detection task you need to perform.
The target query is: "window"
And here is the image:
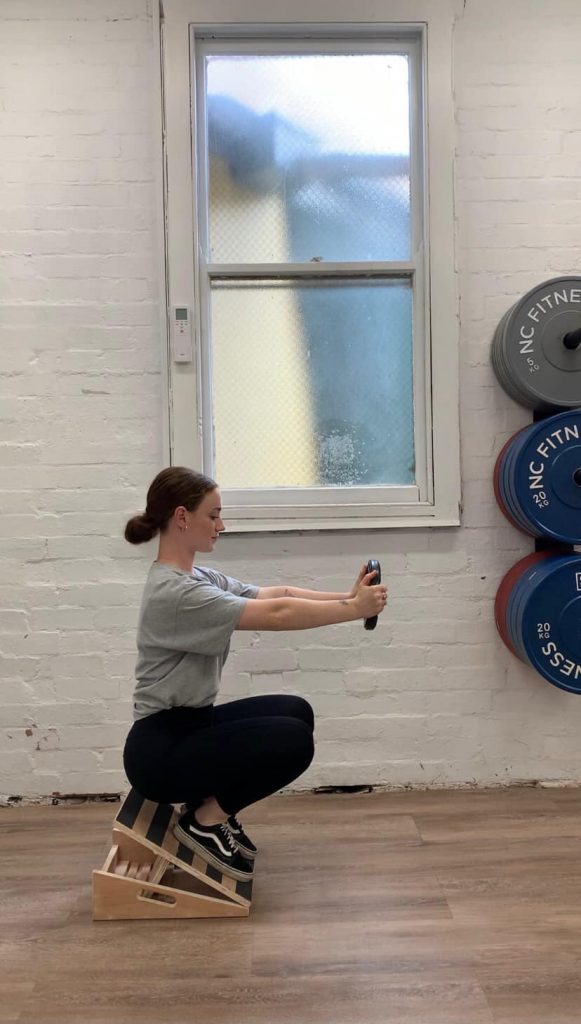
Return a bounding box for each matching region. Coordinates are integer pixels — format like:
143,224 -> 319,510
160,1 -> 459,531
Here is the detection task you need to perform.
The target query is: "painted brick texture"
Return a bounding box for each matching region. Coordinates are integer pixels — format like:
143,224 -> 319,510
2,0 -> 581,798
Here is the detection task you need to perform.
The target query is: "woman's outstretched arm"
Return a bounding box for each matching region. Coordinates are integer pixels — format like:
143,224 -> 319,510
237,571 -> 387,631
255,563 -> 375,602
256,586 -> 350,601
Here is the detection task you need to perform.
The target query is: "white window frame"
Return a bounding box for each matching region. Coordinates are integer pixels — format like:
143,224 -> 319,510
159,0 -> 460,533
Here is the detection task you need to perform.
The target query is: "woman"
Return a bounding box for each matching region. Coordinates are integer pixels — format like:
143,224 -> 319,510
123,467 -> 387,881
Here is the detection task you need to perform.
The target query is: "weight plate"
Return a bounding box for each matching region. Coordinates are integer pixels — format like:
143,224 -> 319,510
510,409 -> 581,543
494,431 -> 533,534
493,277 -> 581,409
517,555 -> 581,693
495,551 -> 552,655
505,552 -> 561,662
491,309 -> 516,397
498,424 -> 540,535
494,434 -> 520,528
494,306 -> 545,408
506,552 -> 568,665
502,424 -> 539,534
506,556 -> 548,664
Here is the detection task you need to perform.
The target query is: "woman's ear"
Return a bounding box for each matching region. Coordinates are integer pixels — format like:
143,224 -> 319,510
174,505 -> 188,532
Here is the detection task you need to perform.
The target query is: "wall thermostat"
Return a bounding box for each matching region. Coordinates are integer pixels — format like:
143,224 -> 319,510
172,306 -> 193,362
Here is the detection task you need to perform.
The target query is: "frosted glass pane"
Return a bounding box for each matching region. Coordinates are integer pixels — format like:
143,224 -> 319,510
210,279 -> 414,488
206,54 -> 411,263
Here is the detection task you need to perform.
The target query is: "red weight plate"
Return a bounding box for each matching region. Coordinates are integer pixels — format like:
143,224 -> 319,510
495,551 -> 553,655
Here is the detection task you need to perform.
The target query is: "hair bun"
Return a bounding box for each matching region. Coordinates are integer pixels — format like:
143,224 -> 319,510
124,512 -> 157,545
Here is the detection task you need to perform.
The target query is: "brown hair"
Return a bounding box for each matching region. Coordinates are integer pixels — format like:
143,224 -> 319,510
124,466 -> 217,544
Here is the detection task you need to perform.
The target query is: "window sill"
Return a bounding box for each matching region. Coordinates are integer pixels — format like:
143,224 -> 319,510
219,511 -> 461,533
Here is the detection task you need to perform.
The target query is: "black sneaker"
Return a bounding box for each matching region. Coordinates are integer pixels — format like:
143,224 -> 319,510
173,812 -> 254,881
227,815 -> 258,860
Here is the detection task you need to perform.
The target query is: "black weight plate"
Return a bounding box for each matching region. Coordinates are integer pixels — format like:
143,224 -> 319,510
364,558 -> 381,631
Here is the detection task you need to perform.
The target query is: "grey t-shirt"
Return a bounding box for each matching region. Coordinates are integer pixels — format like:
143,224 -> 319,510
132,562 -> 259,720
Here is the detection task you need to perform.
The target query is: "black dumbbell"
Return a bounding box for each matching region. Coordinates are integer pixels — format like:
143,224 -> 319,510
364,558 -> 381,631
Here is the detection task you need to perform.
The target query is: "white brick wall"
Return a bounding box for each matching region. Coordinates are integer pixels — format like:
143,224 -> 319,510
2,0 -> 581,799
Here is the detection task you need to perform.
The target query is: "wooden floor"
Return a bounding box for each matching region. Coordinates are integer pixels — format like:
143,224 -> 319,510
2,786 -> 581,1024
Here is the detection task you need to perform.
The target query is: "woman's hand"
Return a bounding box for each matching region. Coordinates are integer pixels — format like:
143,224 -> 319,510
352,572 -> 388,619
349,562 -> 377,598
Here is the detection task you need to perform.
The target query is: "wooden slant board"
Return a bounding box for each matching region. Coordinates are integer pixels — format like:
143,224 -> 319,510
92,789 -> 254,921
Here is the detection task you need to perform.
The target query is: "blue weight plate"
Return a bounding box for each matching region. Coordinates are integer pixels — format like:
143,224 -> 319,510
512,555 -> 574,658
518,554 -> 581,693
507,550 -> 572,662
501,424 -> 537,534
496,552 -> 554,657
495,442 -> 520,530
499,416 -> 572,538
506,561 -> 538,662
506,552 -> 561,662
505,562 -> 526,659
494,438 -> 530,534
494,438 -> 516,528
511,409 -> 581,543
507,415 -> 578,537
504,424 -> 539,534
496,432 -> 521,524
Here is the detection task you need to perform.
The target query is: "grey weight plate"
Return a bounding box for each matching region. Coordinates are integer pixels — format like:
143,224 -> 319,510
497,277 -> 581,409
491,308 -> 513,386
492,308 -> 535,406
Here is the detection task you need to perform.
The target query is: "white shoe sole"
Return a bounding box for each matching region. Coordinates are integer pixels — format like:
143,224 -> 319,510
232,839 -> 257,860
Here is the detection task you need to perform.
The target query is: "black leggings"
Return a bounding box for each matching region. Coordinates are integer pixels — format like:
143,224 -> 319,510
122,694 -> 315,817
